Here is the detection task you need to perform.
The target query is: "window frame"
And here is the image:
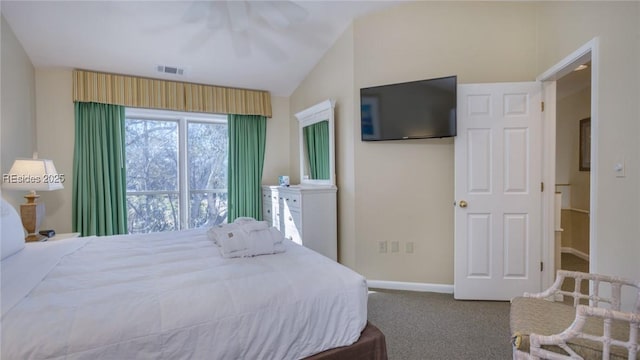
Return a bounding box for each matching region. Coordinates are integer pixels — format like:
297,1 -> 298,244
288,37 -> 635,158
125,108 -> 227,231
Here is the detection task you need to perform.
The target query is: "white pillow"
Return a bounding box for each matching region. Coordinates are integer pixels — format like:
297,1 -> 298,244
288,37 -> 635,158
1,198 -> 26,260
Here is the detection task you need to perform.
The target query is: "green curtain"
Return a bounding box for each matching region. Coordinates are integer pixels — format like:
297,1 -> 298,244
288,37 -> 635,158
72,102 -> 127,236
303,120 -> 330,180
227,114 -> 267,222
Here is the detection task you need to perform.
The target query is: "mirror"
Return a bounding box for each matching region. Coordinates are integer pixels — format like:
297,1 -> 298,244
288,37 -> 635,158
295,99 -> 335,186
302,120 -> 330,180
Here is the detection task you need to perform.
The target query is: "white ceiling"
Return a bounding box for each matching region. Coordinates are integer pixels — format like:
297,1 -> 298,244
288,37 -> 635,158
1,1 -> 402,96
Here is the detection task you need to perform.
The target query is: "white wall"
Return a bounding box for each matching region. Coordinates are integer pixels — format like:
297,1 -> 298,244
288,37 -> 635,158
536,1 -> 640,285
292,1 -> 539,284
292,1 -> 639,286
262,95 -> 291,186
352,2 -> 538,284
34,69 -> 74,233
290,25 -> 357,267
1,15 -> 36,207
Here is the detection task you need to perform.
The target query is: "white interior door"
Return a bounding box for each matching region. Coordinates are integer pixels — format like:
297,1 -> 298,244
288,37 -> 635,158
454,82 -> 542,300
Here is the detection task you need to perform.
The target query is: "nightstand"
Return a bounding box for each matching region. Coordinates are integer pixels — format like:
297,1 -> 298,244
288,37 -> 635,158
43,232 -> 81,241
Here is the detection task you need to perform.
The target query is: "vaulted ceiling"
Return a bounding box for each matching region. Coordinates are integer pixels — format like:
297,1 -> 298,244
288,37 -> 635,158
1,1 -> 401,96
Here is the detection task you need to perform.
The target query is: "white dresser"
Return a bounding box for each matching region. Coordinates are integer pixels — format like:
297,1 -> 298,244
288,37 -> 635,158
262,185 -> 337,261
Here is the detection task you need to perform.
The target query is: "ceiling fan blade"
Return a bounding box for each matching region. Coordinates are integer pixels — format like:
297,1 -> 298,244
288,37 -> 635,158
250,1 -> 309,29
182,1 -> 209,24
226,1 -> 249,32
272,1 -> 308,24
250,2 -> 291,29
206,1 -> 227,30
144,21 -> 187,34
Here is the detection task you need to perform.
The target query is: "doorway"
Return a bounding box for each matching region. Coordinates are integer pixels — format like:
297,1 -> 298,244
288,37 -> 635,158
538,38 -> 598,290
555,62 -> 591,274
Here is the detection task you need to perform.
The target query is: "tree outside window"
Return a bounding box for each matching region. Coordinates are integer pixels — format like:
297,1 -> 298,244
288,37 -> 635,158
125,109 -> 227,233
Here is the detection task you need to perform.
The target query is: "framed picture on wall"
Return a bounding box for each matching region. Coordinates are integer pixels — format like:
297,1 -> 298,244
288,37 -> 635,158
579,117 -> 591,171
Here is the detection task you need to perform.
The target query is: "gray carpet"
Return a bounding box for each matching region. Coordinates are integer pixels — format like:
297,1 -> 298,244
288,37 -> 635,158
367,289 -> 512,360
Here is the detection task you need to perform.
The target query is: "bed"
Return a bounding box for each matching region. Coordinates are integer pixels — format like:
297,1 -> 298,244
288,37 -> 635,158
0,199 -> 387,360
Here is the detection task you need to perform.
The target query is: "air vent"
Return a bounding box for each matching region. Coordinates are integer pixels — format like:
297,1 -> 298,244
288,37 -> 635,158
156,65 -> 185,76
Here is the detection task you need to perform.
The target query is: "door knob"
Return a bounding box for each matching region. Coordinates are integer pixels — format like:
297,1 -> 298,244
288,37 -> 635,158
459,200 -> 468,208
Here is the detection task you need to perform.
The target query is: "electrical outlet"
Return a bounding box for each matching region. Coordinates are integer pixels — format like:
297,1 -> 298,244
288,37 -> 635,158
405,242 -> 414,253
378,241 -> 387,253
391,241 -> 399,253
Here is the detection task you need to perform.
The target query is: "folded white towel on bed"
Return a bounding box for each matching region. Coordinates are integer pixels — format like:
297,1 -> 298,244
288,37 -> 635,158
242,220 -> 270,232
219,227 -> 286,258
207,221 -> 269,244
233,216 -> 257,224
207,221 -> 286,258
255,227 -> 286,247
207,223 -> 241,246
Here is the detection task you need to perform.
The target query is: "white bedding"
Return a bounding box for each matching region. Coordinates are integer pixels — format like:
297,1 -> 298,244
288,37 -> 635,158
1,229 -> 367,360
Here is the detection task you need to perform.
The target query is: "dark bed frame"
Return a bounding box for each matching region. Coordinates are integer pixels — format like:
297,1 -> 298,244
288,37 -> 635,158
304,322 -> 388,360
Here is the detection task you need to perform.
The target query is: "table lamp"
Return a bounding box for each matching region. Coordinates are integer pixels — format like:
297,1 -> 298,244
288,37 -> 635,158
2,158 -> 64,241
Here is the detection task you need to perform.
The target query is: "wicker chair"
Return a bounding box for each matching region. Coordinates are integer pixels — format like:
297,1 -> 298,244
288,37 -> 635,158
510,270 -> 640,360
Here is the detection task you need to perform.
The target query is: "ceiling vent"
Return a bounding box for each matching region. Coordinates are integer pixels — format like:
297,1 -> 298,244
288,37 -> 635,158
156,65 -> 185,76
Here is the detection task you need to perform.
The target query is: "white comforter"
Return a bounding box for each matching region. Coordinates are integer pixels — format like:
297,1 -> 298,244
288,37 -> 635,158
1,229 -> 367,360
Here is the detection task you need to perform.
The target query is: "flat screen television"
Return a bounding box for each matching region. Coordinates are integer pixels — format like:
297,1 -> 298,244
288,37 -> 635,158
360,75 -> 457,141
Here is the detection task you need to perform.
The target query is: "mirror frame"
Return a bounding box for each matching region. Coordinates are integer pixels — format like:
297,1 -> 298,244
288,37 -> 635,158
295,99 -> 336,186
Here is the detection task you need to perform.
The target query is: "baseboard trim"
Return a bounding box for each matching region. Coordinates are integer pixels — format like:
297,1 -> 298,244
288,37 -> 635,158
561,247 -> 590,261
367,280 -> 454,294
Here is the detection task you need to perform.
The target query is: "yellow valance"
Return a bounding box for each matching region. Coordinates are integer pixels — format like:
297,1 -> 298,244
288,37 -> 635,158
72,69 -> 272,117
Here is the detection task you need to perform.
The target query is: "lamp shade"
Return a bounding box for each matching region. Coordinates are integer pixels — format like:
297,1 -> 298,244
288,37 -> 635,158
3,158 -> 64,191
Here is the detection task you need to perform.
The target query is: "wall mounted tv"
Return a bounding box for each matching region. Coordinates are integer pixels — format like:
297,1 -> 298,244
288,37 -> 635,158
360,75 -> 457,141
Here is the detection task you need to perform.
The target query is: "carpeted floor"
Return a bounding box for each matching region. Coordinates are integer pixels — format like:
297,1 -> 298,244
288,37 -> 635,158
366,254 -> 590,360
367,289 -> 512,360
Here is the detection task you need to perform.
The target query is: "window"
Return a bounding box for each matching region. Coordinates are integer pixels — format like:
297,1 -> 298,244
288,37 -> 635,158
125,109 -> 228,233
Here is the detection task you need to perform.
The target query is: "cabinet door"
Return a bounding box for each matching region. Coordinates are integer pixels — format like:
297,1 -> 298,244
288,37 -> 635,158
271,193 -> 285,233
272,200 -> 281,229
283,209 -> 302,244
261,189 -> 272,225
282,192 -> 301,211
263,200 -> 273,226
